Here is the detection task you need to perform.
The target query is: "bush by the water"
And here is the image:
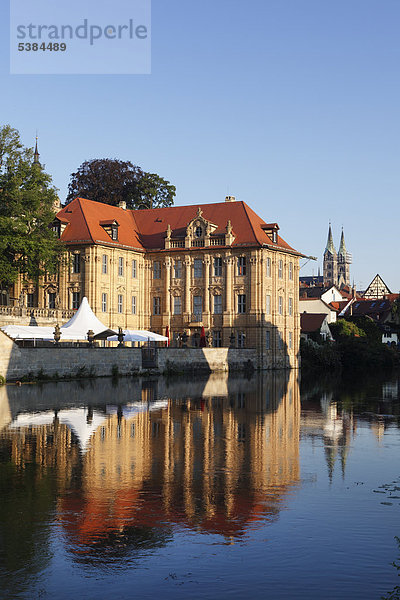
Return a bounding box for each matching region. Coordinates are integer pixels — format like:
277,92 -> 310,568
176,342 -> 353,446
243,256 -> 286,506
300,339 -> 341,372
301,331 -> 398,374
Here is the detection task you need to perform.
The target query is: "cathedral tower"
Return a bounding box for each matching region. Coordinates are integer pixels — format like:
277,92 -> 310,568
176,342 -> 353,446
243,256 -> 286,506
323,224 -> 337,287
337,228 -> 351,288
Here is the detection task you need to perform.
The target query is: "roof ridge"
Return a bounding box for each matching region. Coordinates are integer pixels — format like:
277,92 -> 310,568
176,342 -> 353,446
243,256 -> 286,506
240,201 -> 261,244
77,198 -> 95,244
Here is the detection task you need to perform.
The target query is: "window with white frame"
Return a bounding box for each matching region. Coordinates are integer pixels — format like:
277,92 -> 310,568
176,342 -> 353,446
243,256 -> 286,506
289,331 -> 293,349
194,259 -> 202,279
174,260 -> 182,279
117,294 -> 123,313
131,295 -> 137,315
288,297 -> 293,316
72,253 -> 80,274
278,296 -> 283,315
102,293 -> 107,312
213,330 -> 222,347
27,293 -> 35,308
173,296 -> 182,315
153,261 -> 161,279
237,331 -> 246,348
132,259 -> 137,278
237,256 -> 246,276
193,295 -> 202,316
266,294 -> 271,315
214,256 -> 222,277
118,257 -> 124,277
266,257 -> 271,277
213,294 -> 222,314
102,255 -> 108,275
266,330 -> 271,350
72,291 -> 80,310
289,262 -> 293,280
278,332 -> 283,349
278,259 -> 283,279
153,296 -> 161,315
48,292 -> 56,309
237,294 -> 246,314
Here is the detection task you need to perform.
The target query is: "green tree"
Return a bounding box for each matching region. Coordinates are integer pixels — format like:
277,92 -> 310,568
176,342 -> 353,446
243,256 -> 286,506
134,171 -> 176,209
66,158 -> 176,209
329,318 -> 366,340
0,125 -> 64,286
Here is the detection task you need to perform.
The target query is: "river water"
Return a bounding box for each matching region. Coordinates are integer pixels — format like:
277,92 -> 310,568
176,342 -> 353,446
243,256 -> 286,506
0,371 -> 399,600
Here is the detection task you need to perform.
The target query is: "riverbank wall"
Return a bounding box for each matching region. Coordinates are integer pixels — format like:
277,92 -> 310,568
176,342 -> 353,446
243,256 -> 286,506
0,331 -> 264,381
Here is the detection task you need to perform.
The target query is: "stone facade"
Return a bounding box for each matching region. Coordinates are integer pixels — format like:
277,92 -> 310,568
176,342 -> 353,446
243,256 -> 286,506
4,197 -> 303,369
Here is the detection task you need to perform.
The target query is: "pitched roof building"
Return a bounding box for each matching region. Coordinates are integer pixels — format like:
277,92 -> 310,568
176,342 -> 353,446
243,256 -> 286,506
9,195 -> 304,368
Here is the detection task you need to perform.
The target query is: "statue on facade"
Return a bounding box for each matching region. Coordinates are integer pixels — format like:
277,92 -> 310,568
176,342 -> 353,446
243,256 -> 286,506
206,330 -> 213,347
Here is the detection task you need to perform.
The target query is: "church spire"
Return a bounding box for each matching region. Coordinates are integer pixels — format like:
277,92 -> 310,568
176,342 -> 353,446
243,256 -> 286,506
33,136 -> 40,165
324,223 -> 336,255
338,228 -> 347,257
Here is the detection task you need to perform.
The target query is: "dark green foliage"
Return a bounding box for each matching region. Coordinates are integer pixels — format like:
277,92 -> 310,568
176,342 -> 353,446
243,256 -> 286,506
0,125 -> 64,286
134,171 -> 176,209
338,337 -> 397,373
66,158 -> 176,209
0,374 -> 5,385
301,335 -> 398,375
300,339 -> 342,373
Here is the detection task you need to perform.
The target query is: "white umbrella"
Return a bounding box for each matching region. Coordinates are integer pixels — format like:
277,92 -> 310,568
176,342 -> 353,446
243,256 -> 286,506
1,325 -> 55,340
107,329 -> 168,343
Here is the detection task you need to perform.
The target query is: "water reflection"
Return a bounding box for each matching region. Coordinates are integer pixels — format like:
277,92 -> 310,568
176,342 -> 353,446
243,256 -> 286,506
1,371 -> 400,599
0,372 -> 300,578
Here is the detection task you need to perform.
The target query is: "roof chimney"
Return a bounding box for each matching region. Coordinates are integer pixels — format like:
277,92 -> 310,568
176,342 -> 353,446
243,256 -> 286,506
225,195 -> 236,202
118,200 -> 127,210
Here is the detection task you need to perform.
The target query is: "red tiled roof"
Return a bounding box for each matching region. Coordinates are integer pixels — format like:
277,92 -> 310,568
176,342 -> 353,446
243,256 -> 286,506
330,301 -> 349,312
57,198 -> 143,250
57,198 -> 302,255
300,313 -> 327,333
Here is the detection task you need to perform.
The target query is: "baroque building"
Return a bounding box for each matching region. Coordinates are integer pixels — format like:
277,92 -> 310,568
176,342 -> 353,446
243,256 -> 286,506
6,195 -> 303,367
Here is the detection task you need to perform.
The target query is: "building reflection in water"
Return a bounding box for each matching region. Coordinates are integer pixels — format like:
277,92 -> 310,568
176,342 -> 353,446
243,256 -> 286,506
0,372 -> 300,564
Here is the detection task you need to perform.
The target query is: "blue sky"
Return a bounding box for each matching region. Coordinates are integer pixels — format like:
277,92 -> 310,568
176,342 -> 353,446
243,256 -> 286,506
1,0 -> 399,291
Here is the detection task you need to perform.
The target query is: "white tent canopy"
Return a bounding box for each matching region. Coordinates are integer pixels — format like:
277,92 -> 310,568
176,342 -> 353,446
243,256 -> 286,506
61,297 -> 116,338
1,297 -> 116,341
107,329 -> 168,343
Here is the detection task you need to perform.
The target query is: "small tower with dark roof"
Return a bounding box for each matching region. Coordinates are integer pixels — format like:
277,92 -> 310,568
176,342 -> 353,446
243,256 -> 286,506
323,223 -> 337,288
33,136 -> 40,166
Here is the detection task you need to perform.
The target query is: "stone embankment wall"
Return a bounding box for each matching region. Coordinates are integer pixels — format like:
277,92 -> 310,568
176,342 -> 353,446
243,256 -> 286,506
0,331 -> 259,381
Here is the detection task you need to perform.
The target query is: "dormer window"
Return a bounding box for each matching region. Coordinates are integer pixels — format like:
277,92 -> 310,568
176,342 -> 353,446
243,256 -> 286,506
100,219 -> 119,241
262,222 -> 279,244
52,217 -> 68,238
195,226 -> 203,238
